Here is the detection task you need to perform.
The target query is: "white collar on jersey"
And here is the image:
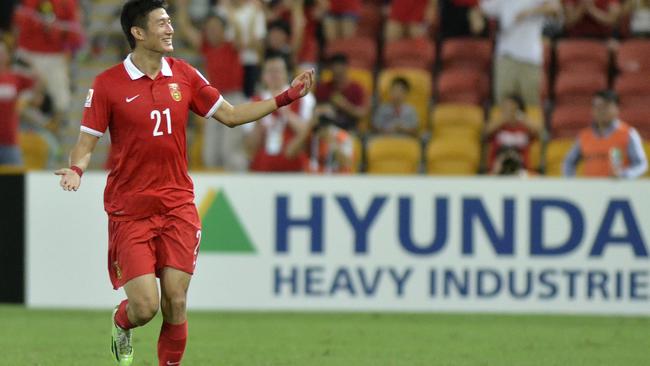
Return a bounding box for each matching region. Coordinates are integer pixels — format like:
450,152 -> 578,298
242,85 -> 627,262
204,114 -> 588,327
123,53 -> 173,80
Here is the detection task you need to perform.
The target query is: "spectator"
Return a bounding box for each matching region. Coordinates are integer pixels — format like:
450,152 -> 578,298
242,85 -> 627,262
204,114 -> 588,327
323,0 -> 361,41
563,0 -> 623,38
13,0 -> 83,130
0,41 -> 35,166
385,0 -> 437,41
439,0 -> 487,39
216,0 -> 266,97
623,0 -> 650,36
373,77 -> 418,137
480,0 -> 561,107
563,90 -> 648,178
176,1 -> 248,170
265,0 -> 325,71
244,53 -> 315,172
289,103 -> 355,174
486,94 -> 540,173
265,19 -> 292,62
0,1 -> 19,32
315,54 -> 368,131
491,147 -> 531,176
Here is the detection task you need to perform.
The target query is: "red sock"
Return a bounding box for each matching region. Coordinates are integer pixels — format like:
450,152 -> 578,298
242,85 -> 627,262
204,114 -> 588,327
114,299 -> 136,330
158,321 -> 188,366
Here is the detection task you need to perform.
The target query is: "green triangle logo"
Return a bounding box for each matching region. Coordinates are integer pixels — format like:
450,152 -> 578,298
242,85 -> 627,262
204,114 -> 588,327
198,189 -> 256,253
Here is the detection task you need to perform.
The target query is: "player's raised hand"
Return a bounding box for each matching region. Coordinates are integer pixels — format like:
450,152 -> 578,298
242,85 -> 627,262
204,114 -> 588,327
54,168 -> 81,192
291,68 -> 315,97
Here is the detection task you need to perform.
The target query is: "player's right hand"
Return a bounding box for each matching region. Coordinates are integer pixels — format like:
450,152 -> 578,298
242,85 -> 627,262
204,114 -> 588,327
54,168 -> 81,192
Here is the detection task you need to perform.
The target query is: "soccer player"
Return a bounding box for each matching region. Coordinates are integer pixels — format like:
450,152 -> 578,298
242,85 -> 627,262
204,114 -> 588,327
53,1 -> 313,365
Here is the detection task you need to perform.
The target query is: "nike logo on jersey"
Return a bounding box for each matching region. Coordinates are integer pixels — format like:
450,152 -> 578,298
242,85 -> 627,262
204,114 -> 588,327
125,95 -> 140,103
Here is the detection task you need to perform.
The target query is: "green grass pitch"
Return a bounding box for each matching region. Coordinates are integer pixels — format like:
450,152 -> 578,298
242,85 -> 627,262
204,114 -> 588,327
1,305 -> 648,366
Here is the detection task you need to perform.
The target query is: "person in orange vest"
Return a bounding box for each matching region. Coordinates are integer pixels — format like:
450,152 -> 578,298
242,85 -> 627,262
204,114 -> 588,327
563,90 -> 648,178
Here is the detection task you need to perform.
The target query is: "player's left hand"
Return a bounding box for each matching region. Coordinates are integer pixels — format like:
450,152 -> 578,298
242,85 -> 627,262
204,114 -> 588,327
54,168 -> 81,192
290,69 -> 315,98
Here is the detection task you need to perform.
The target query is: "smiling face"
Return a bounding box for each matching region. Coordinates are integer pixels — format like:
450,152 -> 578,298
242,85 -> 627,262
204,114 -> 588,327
134,8 -> 174,53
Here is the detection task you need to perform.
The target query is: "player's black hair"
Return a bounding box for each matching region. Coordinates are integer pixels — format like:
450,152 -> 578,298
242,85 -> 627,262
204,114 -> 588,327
505,93 -> 526,113
391,77 -> 410,92
594,89 -> 619,105
120,0 -> 168,50
328,53 -> 349,66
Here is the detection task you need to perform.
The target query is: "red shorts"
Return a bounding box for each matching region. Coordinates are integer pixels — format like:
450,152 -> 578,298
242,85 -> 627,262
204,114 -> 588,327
107,204 -> 202,289
389,0 -> 428,23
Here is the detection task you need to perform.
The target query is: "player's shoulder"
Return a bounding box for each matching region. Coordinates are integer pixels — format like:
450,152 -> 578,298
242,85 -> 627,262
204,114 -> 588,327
166,56 -> 199,74
93,62 -> 129,86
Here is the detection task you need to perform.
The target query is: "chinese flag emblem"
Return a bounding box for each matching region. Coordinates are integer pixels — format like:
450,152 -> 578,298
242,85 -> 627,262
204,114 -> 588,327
168,83 -> 182,101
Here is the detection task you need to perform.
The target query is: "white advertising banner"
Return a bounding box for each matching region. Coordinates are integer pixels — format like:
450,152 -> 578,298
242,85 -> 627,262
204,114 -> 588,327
26,172 -> 650,314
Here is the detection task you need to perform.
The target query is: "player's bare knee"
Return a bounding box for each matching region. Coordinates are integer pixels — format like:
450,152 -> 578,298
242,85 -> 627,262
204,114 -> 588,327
131,298 -> 159,323
167,295 -> 186,316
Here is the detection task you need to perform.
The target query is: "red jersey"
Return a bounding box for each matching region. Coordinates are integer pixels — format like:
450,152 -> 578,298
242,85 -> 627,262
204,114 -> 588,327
0,71 -> 34,145
488,122 -> 535,170
329,0 -> 361,16
389,0 -> 429,23
14,0 -> 83,53
81,55 -> 222,220
564,0 -> 620,38
200,37 -> 243,94
315,80 -> 365,130
249,91 -> 314,172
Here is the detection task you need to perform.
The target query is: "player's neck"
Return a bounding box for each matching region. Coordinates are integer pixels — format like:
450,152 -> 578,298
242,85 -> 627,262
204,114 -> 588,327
131,48 -> 164,79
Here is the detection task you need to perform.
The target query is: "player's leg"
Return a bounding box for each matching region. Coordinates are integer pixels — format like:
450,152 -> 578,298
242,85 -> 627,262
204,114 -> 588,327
108,218 -> 159,365
156,204 -> 202,366
157,267 -> 192,366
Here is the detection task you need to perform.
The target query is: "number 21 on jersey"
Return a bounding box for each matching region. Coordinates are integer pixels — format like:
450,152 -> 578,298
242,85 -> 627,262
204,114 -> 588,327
151,108 -> 172,136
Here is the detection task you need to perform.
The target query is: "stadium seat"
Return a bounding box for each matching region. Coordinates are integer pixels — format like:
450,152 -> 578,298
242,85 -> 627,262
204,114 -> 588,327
321,67 -> 374,132
357,2 -> 383,39
351,133 -> 363,173
366,136 -> 421,174
545,139 -> 577,176
19,132 -> 48,170
426,138 -> 480,175
489,105 -> 545,133
550,104 -> 592,139
616,39 -> 650,74
325,36 -> 377,70
431,103 -> 484,140
620,106 -> 650,139
436,68 -> 488,106
556,39 -> 609,73
614,73 -> 650,108
378,68 -> 432,133
644,142 -> 650,177
554,71 -> 607,108
383,37 -> 435,70
528,140 -> 542,172
441,38 -> 492,72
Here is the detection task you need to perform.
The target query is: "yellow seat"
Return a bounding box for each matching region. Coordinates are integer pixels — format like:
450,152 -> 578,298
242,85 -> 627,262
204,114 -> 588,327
320,67 -> 374,133
366,136 -> 421,174
351,134 -> 363,173
426,138 -> 480,175
431,103 -> 484,140
545,139 -> 576,176
489,105 -> 545,132
643,142 -> 650,177
528,140 -> 542,171
19,132 -> 48,170
378,68 -> 432,134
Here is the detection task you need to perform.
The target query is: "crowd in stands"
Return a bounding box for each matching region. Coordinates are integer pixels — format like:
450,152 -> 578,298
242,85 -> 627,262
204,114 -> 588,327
0,0 -> 649,179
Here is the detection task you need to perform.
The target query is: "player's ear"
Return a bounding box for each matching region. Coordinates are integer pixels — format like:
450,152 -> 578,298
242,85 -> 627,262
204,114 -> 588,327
131,26 -> 146,43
